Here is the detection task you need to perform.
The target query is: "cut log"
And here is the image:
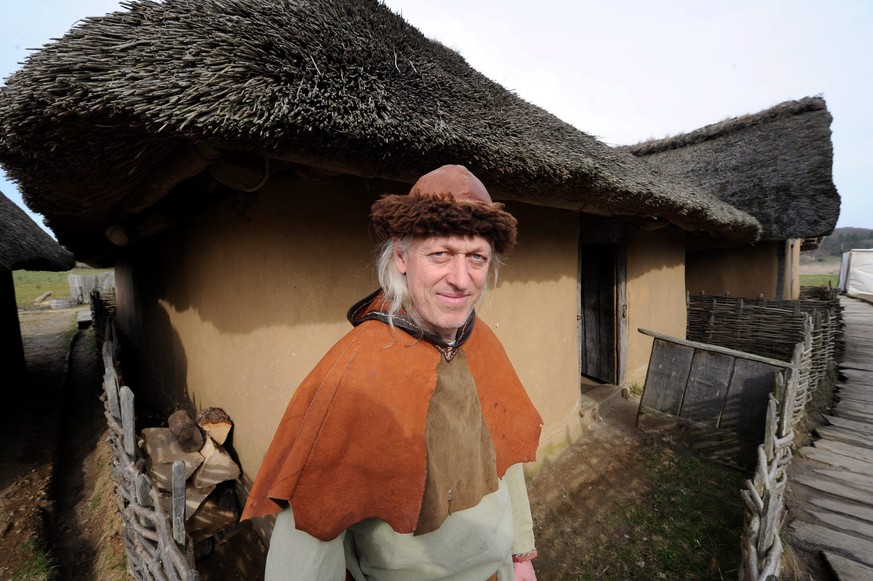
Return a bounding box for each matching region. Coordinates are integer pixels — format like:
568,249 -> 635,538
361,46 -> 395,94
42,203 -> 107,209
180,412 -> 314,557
169,409 -> 204,453
32,291 -> 52,304
192,436 -> 241,488
197,407 -> 233,446
142,427 -> 204,492
187,492 -> 239,542
185,483 -> 216,522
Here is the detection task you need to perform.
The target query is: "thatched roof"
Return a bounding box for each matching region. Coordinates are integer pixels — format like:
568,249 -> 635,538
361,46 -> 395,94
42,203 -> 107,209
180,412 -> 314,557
0,0 -> 759,263
0,190 -> 75,272
623,97 -> 840,242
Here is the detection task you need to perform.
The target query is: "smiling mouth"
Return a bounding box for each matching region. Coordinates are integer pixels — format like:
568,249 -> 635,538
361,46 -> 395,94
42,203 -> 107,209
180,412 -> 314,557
437,293 -> 470,307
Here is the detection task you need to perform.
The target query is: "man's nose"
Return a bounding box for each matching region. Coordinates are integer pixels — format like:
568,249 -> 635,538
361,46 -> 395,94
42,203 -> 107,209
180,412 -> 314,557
446,256 -> 472,289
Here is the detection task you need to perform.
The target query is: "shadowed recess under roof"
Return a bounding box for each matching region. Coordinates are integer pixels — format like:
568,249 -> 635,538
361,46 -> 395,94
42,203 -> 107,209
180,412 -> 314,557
0,0 -> 759,263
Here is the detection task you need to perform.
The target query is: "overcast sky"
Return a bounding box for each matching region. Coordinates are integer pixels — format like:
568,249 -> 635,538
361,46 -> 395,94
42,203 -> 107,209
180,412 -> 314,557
2,0 -> 871,236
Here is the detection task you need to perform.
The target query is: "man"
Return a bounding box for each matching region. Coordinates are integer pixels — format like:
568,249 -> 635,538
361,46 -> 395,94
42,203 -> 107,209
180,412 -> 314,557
242,165 -> 543,580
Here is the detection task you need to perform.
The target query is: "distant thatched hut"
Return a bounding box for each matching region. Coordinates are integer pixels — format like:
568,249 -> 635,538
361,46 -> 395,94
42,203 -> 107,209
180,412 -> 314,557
0,191 -> 74,384
0,0 -> 758,520
624,97 -> 840,299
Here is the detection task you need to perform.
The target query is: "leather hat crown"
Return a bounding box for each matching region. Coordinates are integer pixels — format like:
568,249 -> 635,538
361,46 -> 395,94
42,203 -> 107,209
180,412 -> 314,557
370,165 -> 518,254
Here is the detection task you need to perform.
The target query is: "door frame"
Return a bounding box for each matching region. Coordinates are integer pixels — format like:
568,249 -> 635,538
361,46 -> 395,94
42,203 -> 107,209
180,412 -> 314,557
578,216 -> 628,386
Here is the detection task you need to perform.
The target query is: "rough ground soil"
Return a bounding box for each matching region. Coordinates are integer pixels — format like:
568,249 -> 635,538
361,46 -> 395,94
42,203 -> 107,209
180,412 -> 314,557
528,396 -> 652,580
0,307 -> 125,580
51,316 -> 127,579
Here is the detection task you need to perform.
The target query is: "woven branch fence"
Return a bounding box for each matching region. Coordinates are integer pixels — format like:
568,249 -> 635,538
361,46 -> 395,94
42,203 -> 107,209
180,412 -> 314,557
682,291 -> 843,580
687,292 -> 842,427
92,290 -> 200,581
739,367 -> 799,580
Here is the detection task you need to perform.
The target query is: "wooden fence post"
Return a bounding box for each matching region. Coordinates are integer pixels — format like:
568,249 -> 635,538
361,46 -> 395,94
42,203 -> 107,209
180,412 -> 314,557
172,460 -> 187,547
120,386 -> 136,458
135,473 -> 154,529
102,340 -> 115,376
104,370 -> 121,420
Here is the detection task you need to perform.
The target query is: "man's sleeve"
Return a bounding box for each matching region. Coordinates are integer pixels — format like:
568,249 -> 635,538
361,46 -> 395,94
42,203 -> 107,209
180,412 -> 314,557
505,463 -> 538,561
266,507 -> 347,580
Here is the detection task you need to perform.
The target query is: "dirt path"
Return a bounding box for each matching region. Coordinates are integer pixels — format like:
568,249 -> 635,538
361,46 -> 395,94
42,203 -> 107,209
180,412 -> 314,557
0,307 -> 123,580
0,308 -> 73,578
51,324 -> 125,579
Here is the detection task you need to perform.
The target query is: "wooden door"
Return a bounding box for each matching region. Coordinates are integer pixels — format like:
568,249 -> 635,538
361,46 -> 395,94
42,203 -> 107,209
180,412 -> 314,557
580,243 -> 624,384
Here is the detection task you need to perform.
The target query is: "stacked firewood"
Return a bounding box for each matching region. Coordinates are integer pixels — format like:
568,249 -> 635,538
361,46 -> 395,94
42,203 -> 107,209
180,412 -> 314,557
142,407 -> 240,546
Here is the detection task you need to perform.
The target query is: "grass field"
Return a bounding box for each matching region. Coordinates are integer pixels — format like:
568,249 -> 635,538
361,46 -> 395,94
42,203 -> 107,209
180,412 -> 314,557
576,445 -> 744,580
799,274 -> 839,288
12,269 -> 113,308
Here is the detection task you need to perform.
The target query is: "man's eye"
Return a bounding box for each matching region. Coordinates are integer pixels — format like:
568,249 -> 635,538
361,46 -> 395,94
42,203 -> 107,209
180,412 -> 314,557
470,253 -> 488,262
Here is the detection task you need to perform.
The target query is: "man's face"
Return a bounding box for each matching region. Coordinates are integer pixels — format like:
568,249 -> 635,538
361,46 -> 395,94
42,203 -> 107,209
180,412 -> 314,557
394,234 -> 492,342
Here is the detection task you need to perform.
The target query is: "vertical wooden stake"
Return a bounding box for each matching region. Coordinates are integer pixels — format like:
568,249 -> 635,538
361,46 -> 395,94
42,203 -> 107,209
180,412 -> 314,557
104,317 -> 115,346
102,339 -> 114,374
104,370 -> 121,420
135,473 -> 154,529
120,386 -> 136,458
172,460 -> 187,546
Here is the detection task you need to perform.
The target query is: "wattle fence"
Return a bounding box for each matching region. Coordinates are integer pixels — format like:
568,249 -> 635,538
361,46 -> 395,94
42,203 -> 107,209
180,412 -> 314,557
687,293 -> 842,426
92,290 -> 200,581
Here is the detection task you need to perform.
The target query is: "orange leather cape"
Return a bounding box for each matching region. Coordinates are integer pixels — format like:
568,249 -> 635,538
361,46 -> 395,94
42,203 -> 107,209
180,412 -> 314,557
241,294 -> 543,541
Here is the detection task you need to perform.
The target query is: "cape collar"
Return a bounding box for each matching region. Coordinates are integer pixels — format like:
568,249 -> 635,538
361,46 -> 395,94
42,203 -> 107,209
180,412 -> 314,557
347,289 -> 476,360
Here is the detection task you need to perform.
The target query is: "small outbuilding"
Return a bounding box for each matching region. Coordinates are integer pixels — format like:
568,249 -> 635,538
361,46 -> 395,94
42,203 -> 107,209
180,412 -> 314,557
839,249 -> 873,302
624,97 -> 840,299
0,191 -> 75,385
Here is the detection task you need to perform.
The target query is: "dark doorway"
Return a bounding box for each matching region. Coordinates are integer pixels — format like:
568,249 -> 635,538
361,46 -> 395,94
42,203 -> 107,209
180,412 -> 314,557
579,242 -> 626,384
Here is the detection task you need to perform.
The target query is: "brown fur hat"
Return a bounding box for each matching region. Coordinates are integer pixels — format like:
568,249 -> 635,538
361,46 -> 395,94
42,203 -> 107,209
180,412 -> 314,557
371,165 -> 518,254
